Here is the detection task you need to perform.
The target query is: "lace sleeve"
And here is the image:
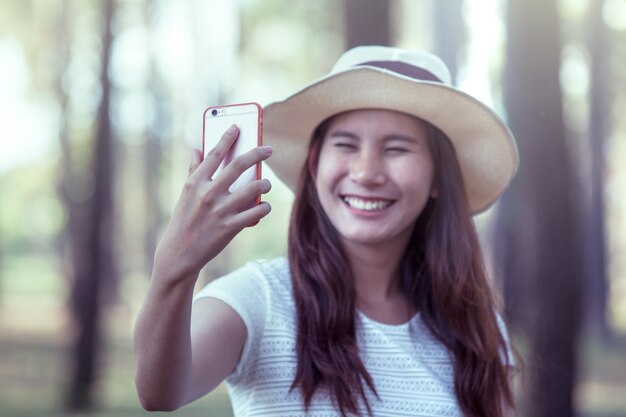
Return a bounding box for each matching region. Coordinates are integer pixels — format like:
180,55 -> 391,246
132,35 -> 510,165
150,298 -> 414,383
194,262 -> 269,379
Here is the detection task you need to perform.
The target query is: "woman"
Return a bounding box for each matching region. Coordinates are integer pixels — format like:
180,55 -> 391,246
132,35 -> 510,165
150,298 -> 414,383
134,46 -> 519,417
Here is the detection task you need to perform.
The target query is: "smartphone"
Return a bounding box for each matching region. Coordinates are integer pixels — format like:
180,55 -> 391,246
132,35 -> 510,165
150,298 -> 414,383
202,102 -> 263,202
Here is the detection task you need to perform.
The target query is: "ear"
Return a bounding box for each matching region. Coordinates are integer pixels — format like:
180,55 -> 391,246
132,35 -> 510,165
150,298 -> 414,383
307,138 -> 323,180
430,182 -> 439,199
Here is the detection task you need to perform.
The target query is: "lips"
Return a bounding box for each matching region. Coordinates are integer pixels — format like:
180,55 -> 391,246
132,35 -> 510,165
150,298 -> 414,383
341,195 -> 394,211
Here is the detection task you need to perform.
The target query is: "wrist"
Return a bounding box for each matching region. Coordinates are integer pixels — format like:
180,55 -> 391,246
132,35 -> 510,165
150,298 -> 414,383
152,242 -> 203,285
150,261 -> 199,293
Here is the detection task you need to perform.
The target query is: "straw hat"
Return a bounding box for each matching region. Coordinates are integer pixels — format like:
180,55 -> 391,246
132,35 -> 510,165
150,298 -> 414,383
263,46 -> 518,214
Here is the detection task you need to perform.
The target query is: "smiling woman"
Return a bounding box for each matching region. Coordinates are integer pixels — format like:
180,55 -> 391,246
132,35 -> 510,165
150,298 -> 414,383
313,110 -> 436,250
134,45 -> 520,417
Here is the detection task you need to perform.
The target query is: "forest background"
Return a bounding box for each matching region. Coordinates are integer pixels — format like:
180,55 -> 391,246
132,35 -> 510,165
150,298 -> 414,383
1,0 -> 625,416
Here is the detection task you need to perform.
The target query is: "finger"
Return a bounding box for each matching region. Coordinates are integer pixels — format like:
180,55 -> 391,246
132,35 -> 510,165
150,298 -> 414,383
188,148 -> 203,176
213,146 -> 273,190
192,124 -> 240,181
231,201 -> 272,229
228,179 -> 272,210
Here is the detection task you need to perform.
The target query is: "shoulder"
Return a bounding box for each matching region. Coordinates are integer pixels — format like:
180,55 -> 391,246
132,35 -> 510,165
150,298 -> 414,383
193,257 -> 293,333
195,257 -> 290,300
254,257 -> 292,294
192,257 -> 293,381
254,256 -> 291,279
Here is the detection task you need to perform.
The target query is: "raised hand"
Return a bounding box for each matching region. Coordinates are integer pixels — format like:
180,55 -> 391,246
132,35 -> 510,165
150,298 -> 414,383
153,124 -> 273,285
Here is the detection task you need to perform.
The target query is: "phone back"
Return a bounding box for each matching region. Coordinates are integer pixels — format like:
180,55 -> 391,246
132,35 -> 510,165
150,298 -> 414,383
203,103 -> 262,193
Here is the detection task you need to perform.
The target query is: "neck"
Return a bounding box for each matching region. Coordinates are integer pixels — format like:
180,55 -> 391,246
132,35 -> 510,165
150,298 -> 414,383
342,239 -> 416,325
342,240 -> 406,303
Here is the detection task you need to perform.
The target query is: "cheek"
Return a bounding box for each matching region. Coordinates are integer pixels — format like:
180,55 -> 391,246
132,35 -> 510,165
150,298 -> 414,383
394,160 -> 436,197
315,150 -> 344,188
316,175 -> 340,213
314,159 -> 335,205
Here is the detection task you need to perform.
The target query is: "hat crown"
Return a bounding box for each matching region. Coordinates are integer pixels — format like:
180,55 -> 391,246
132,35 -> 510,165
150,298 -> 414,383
330,45 -> 452,86
263,45 -> 518,214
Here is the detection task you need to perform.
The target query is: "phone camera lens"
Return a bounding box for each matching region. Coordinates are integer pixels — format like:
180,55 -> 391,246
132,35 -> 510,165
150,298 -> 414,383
211,109 -> 218,116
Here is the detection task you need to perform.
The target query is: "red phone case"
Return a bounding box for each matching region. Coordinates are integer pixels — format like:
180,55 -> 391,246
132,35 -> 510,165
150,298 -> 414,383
202,102 -> 263,223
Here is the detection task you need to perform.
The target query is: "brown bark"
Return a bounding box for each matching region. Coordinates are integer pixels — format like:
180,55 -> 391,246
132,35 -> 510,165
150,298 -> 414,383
343,0 -> 391,48
503,0 -> 582,415
66,0 -> 117,410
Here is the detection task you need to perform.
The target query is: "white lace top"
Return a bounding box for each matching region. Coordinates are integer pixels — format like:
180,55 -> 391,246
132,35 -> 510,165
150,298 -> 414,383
195,257 -> 501,416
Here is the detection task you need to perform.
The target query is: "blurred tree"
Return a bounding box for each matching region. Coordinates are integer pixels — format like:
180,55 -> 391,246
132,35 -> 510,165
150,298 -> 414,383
501,0 -> 582,416
584,0 -> 610,340
343,0 -> 391,48
66,0 -> 119,410
433,0 -> 465,83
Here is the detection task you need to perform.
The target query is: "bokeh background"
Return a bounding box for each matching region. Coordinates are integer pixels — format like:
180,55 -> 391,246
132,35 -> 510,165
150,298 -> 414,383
1,0 -> 625,416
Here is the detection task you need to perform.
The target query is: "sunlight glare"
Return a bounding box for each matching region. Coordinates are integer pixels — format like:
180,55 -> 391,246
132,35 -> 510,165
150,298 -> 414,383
0,37 -> 57,173
603,0 -> 626,31
458,0 -> 505,113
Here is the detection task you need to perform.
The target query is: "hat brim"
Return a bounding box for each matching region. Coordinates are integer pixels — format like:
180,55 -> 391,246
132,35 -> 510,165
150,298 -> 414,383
263,67 -> 519,214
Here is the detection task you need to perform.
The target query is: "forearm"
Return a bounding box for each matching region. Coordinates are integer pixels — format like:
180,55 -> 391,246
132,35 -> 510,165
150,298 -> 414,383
133,271 -> 197,411
132,137 -> 272,410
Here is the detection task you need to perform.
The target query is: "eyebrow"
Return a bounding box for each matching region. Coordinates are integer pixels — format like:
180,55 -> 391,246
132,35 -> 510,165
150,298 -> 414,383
328,130 -> 359,140
329,130 -> 421,144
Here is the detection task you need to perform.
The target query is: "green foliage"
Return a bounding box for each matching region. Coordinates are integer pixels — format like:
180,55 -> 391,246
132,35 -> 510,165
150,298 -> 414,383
0,254 -> 61,296
0,304 -> 234,417
0,163 -> 65,255
238,0 -> 344,100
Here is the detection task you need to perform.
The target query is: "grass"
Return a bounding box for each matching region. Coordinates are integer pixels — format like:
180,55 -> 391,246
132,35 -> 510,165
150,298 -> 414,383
577,334 -> 626,417
0,295 -> 232,417
0,257 -> 625,417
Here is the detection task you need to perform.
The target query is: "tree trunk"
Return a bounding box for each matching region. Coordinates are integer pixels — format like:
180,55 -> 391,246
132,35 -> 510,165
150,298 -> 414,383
66,0 -> 117,410
584,0 -> 610,340
503,0 -> 582,416
343,0 -> 391,48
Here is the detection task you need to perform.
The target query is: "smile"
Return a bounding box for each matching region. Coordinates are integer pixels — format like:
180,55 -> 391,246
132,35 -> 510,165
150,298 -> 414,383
342,196 -> 394,211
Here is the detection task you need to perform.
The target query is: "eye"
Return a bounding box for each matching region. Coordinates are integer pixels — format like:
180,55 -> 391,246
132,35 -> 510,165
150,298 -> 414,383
334,142 -> 358,151
385,147 -> 409,154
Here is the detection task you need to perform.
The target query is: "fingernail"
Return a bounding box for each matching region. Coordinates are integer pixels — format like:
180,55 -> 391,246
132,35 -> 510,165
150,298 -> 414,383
227,124 -> 238,133
261,146 -> 273,155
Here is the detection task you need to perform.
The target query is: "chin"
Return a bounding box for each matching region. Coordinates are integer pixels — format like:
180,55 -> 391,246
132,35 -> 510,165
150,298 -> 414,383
341,231 -> 391,246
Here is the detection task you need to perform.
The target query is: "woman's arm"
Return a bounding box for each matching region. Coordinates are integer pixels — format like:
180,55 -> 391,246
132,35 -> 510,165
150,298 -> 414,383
133,126 -> 272,410
134,280 -> 247,410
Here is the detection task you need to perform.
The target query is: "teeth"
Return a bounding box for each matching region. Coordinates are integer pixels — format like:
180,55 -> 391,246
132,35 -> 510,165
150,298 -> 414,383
343,196 -> 391,211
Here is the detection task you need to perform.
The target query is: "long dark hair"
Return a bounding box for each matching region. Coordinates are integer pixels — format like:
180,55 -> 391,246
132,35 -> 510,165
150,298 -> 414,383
288,114 -> 515,417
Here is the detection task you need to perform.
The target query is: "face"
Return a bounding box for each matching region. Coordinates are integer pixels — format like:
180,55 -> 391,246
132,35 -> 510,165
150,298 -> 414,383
314,109 -> 437,250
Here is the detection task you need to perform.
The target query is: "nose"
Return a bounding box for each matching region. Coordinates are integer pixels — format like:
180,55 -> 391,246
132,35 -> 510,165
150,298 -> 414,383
348,150 -> 386,186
